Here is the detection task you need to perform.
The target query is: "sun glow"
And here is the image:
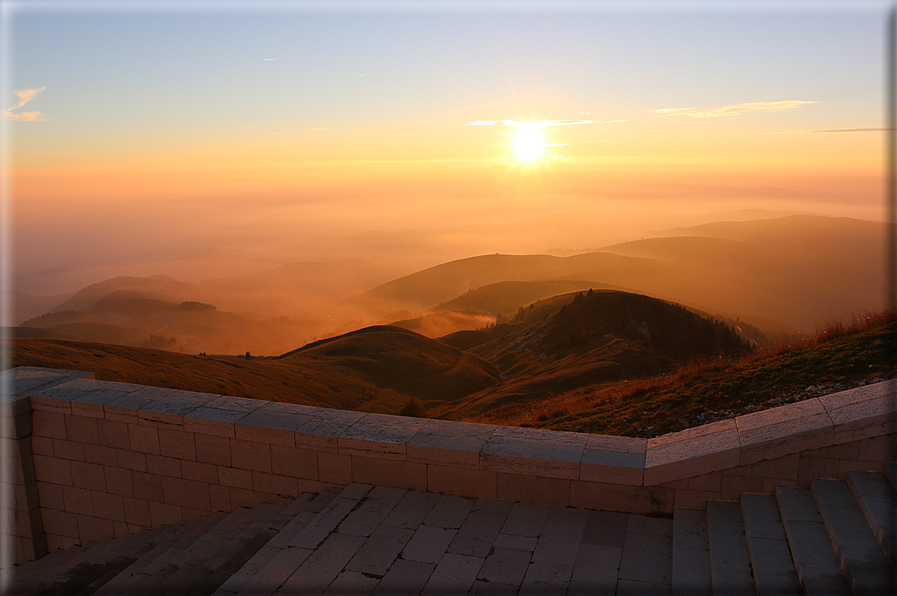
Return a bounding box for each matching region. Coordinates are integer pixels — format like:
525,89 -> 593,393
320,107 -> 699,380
511,128 -> 546,162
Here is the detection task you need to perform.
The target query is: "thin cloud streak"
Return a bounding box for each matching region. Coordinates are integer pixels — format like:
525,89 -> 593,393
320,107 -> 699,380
3,111 -> 44,121
762,127 -> 896,134
465,119 -> 625,128
654,100 -> 816,118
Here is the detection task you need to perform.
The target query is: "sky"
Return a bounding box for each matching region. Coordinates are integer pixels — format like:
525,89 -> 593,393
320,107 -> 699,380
1,0 -> 893,277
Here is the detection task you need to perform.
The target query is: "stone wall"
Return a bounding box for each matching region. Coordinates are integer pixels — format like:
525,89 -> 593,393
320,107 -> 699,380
2,367 -> 895,564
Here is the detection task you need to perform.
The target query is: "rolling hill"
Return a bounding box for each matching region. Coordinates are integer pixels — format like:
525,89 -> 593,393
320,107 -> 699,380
11,290 -> 752,419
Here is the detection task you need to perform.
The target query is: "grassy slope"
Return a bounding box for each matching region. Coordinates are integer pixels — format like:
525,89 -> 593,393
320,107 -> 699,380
9,325 -> 499,414
502,315 -> 896,437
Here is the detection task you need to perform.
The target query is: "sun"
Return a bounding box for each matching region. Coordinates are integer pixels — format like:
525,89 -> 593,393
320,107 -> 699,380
510,127 -> 546,162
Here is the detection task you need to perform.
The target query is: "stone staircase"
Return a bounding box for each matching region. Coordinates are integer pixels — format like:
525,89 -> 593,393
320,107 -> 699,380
673,463 -> 897,596
5,466 -> 896,595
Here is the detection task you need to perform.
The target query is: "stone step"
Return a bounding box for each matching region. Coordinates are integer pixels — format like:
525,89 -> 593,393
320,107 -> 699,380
9,521 -> 189,596
740,493 -> 802,596
200,498 -> 297,575
671,508 -> 711,596
92,511 -> 228,596
214,484 -> 375,596
811,478 -> 895,595
137,505 -> 270,594
616,514 -> 674,594
776,486 -> 852,595
7,542 -> 92,592
706,500 -> 754,595
9,538 -> 114,595
847,470 -> 897,567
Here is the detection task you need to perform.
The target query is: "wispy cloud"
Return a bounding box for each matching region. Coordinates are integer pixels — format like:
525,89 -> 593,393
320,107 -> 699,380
654,100 -> 816,118
3,87 -> 47,121
763,127 -> 895,134
465,119 -> 625,128
4,111 -> 44,121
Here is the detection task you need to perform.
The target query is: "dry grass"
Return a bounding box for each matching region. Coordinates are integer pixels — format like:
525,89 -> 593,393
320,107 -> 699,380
469,309 -> 896,433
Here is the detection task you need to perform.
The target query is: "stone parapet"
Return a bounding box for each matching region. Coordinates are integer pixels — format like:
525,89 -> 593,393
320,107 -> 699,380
2,367 -> 895,563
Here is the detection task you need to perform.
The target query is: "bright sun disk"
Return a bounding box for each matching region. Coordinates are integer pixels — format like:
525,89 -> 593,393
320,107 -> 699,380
511,128 -> 546,162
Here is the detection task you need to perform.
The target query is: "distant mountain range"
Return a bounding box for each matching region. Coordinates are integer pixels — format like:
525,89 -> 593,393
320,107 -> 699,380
13,214 -> 887,355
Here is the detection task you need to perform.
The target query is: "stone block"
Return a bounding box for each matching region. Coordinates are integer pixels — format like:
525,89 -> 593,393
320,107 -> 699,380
50,438 -> 85,462
797,456 -> 841,486
218,466 -> 253,490
826,394 -> 897,444
270,444 -> 318,480
338,415 -> 423,459
580,447 -> 645,486
70,400 -> 107,419
496,472 -> 570,507
180,460 -> 218,484
145,454 -> 182,478
481,435 -> 583,480
97,419 -> 131,449
736,400 -> 833,465
195,433 -> 232,467
33,410 -> 67,440
137,397 -> 203,427
91,491 -> 126,522
115,448 -> 147,472
674,488 -> 719,510
112,520 -> 129,538
82,444 -> 117,467
70,461 -> 106,492
749,453 -> 800,481
131,471 -> 164,503
838,458 -> 885,476
37,481 -> 65,511
183,406 -> 246,437
570,480 -> 674,516
33,455 -> 72,486
41,508 -> 79,539
407,432 -> 484,468
148,500 -> 182,527
162,476 -> 211,510
205,394 -> 265,413
428,465 -> 497,499
122,496 -> 151,527
157,427 -> 196,461
209,484 -> 231,512
645,420 -> 740,485
62,485 -> 94,516
103,466 -> 133,498
719,474 -> 764,501
856,433 -> 897,461
251,471 -> 299,497
31,435 -> 53,457
46,533 -> 79,552
351,455 -> 427,490
104,395 -> 153,424
296,409 -> 365,452
234,409 -> 311,446
686,471 -> 722,492
127,424 -> 160,455
318,451 -> 352,485
230,439 -> 272,472
227,487 -> 277,509
29,394 -> 72,414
